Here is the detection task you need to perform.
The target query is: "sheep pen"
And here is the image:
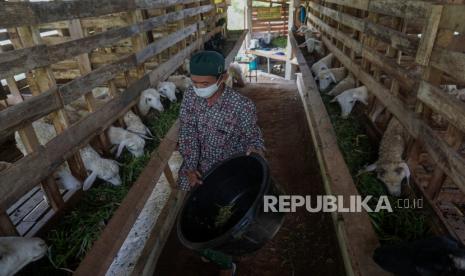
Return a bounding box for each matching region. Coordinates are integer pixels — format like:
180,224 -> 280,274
18,102 -> 181,274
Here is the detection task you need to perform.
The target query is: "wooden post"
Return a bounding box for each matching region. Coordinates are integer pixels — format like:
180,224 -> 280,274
285,0 -> 296,80
0,210 -> 18,236
246,0 -> 253,48
7,2 -> 78,210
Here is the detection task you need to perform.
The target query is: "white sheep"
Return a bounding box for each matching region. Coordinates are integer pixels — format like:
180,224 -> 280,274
157,82 -> 177,102
107,126 -> 145,158
80,145 -> 122,191
299,37 -> 324,56
331,86 -> 369,118
296,24 -> 319,35
359,118 -> 410,196
15,121 -> 82,191
315,66 -> 347,91
226,62 -> 246,88
123,110 -> 153,139
167,75 -> 192,92
327,73 -> 356,96
311,53 -> 333,75
0,236 -> 47,276
138,88 -> 164,116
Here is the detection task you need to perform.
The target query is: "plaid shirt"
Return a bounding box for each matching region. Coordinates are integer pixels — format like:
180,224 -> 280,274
177,85 -> 265,191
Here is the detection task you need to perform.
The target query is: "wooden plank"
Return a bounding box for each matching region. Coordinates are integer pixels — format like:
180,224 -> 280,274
74,122 -> 179,276
0,21 -> 201,139
0,92 -> 61,138
6,186 -> 40,215
415,5 -> 443,66
0,4 -> 213,79
367,0 -> 430,19
307,12 -> 417,90
131,191 -> 186,276
440,5 -> 465,33
321,35 -> 465,194
417,81 -> 465,135
323,0 -> 370,11
9,189 -> 44,225
308,1 -> 364,31
0,0 -> 202,28
0,210 -> 18,236
0,27 -> 222,210
225,30 -> 247,66
430,47 -> 465,82
290,33 -> 387,276
308,1 -> 418,55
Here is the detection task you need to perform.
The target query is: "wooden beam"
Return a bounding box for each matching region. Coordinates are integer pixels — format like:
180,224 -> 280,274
0,27 -> 222,210
0,23 -> 200,139
307,2 -> 419,56
0,4 -> 213,79
225,30 -> 247,67
417,81 -> 465,134
415,5 -> 443,66
0,0 -> 202,28
430,47 -> 465,83
307,12 -> 417,90
131,190 -> 186,276
321,35 -> 465,194
75,122 -> 179,276
290,33 -> 388,276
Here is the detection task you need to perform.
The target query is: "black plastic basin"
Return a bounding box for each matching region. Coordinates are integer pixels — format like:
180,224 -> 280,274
177,153 -> 285,256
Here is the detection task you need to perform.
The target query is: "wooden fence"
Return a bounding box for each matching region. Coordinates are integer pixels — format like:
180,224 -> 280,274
304,0 -> 465,245
252,3 -> 289,35
0,0 -> 227,241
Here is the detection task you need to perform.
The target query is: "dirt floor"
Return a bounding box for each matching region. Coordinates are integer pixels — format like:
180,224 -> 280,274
155,82 -> 346,276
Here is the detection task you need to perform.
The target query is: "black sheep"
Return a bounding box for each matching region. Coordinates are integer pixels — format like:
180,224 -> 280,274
373,236 -> 465,276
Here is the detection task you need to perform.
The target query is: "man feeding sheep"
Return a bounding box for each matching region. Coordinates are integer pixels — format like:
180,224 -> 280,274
177,51 -> 265,276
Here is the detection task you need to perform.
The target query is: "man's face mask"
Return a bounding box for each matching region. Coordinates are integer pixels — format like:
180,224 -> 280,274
192,76 -> 223,98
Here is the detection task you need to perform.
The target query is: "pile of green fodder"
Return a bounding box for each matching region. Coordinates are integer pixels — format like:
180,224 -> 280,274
319,91 -> 432,244
37,102 -> 181,274
271,36 -> 287,49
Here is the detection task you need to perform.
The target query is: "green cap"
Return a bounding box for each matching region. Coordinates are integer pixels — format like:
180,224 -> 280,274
190,51 -> 225,77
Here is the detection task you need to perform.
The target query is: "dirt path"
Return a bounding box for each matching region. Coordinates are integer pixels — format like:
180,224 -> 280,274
155,82 -> 345,276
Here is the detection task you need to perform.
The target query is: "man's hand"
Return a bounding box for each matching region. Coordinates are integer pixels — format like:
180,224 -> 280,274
187,170 -> 203,187
246,147 -> 265,158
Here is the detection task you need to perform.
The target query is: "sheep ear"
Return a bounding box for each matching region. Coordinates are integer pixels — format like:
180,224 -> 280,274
330,96 -> 338,103
116,140 -> 127,158
145,127 -> 154,138
159,93 -> 167,98
329,72 -> 337,83
357,163 -> 377,176
399,162 -> 411,185
141,134 -> 154,140
83,171 -> 98,191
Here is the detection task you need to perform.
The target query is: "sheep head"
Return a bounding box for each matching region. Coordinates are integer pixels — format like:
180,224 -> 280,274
331,86 -> 368,118
83,158 -> 122,191
157,82 -> 177,102
377,162 -> 410,197
116,134 -> 145,158
315,65 -> 337,91
0,237 -> 47,276
361,162 -> 410,197
139,88 -> 164,116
